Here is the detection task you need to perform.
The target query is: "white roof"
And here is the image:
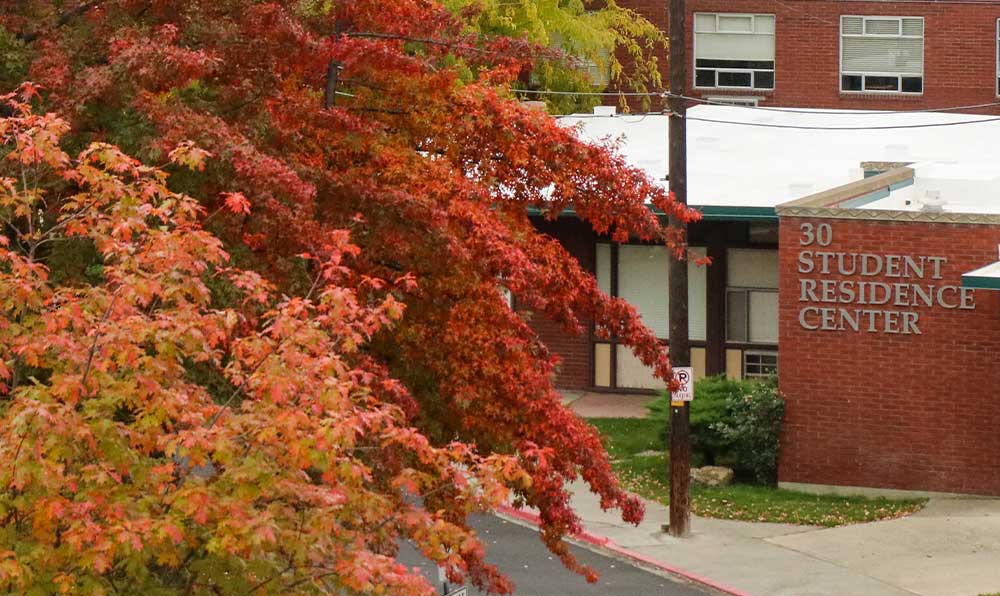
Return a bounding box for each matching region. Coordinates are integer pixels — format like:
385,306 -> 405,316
864,162 -> 1000,215
559,105 -> 1000,213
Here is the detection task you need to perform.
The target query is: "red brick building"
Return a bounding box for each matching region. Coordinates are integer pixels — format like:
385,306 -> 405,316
534,103 -> 1000,495
617,0 -> 1000,111
776,171 -> 1000,495
531,2 -> 1000,496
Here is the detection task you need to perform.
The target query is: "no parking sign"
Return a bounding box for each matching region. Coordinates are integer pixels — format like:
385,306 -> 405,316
670,367 -> 694,404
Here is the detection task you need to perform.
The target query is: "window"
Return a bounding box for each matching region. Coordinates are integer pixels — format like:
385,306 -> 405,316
694,13 -> 775,90
841,16 -> 924,94
548,32 -> 611,88
594,243 -> 708,390
726,249 -> 779,344
996,19 -> 1000,95
596,244 -> 708,341
744,351 -> 778,378
585,48 -> 612,88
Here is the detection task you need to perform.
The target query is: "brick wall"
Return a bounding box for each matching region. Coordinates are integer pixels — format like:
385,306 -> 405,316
526,218 -> 596,390
778,216 -> 1000,495
614,0 -> 1000,112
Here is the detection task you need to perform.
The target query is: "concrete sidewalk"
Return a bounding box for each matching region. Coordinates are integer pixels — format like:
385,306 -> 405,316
550,481 -> 1000,596
561,390 -> 655,418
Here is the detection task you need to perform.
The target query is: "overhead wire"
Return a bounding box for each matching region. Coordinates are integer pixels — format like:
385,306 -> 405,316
558,109 -> 1000,130
516,88 -> 1000,117
672,93 -> 1000,115
512,89 -> 1000,116
513,88 -> 664,97
668,111 -> 1000,130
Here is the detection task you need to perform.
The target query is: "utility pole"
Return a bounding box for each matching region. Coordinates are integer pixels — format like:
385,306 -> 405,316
667,0 -> 692,538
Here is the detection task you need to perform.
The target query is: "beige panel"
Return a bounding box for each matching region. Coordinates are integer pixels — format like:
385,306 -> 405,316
725,349 -> 743,380
616,345 -> 666,390
691,347 -> 707,381
594,343 -> 611,388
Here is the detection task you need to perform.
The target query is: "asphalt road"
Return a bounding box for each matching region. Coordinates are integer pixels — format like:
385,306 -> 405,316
396,514 -> 716,596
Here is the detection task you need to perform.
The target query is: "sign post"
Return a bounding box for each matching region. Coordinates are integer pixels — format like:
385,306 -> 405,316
438,567 -> 467,596
437,566 -> 449,595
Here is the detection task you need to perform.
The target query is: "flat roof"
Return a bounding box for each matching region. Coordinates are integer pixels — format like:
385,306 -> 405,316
559,105 -> 1000,217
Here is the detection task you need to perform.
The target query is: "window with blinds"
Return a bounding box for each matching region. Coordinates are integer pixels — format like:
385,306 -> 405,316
841,16 -> 924,94
726,249 -> 779,345
694,13 -> 775,90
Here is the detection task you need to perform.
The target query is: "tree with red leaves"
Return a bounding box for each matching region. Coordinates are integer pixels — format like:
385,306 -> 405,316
0,2 -> 699,593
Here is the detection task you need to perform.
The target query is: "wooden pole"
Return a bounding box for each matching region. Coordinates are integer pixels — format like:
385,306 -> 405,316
667,0 -> 692,539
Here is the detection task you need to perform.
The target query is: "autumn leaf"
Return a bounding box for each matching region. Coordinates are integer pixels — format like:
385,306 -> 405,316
221,191 -> 250,215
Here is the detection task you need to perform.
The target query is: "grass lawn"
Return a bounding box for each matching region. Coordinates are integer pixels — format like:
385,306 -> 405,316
589,417 -> 927,527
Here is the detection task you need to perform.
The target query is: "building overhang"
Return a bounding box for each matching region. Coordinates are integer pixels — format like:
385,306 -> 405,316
527,204 -> 777,223
697,206 -> 777,221
962,261 -> 1000,290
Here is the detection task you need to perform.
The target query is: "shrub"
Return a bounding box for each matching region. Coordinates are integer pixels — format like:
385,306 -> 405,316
647,375 -> 784,483
715,379 -> 785,485
647,376 -> 742,464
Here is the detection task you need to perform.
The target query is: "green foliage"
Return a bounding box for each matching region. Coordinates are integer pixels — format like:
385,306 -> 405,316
445,0 -> 665,113
648,375 -> 784,482
0,30 -> 29,92
647,375 -> 747,464
42,238 -> 104,286
716,380 -> 785,485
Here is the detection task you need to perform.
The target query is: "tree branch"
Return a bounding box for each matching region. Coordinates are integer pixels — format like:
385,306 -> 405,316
80,289 -> 121,391
323,61 -> 342,110
18,2 -> 102,43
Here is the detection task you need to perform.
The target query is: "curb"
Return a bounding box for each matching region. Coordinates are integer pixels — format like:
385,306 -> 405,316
497,505 -> 752,596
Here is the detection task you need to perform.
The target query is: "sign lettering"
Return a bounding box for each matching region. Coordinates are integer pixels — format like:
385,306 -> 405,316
797,225 -> 974,334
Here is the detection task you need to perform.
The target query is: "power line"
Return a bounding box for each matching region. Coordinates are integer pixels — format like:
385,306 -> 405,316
519,87 -> 1000,116
559,110 -> 1000,129
513,88 -> 665,97
670,111 -> 1000,130
673,93 -> 1000,115
556,112 -> 662,119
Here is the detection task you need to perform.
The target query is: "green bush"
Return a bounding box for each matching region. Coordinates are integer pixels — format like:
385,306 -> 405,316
648,375 -> 784,483
715,380 -> 785,485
